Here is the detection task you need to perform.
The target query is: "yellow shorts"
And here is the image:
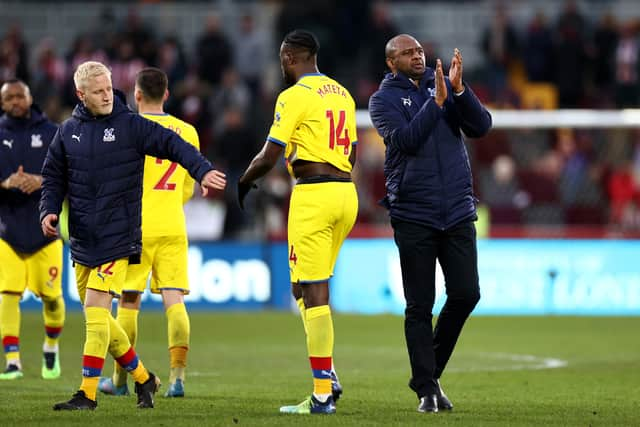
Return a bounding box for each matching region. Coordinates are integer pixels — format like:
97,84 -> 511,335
0,238 -> 63,299
75,258 -> 129,303
288,181 -> 358,284
123,235 -> 189,294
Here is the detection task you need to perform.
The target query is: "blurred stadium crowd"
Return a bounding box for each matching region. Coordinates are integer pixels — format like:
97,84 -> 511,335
2,0 -> 640,238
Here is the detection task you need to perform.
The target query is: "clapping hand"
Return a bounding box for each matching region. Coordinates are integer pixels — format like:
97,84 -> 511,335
449,48 -> 463,93
435,58 -> 448,107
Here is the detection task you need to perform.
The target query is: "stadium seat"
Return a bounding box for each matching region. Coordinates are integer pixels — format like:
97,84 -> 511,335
520,83 -> 558,110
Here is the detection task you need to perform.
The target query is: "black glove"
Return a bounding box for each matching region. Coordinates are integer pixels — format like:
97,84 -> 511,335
237,181 -> 257,210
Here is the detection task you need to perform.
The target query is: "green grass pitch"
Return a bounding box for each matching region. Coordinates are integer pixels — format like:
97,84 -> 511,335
1,311 -> 639,426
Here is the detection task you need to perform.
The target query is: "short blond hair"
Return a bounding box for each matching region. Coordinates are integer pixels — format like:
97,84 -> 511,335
73,61 -> 111,90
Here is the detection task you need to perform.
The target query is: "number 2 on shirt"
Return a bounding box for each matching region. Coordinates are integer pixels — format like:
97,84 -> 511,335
154,158 -> 177,190
326,110 -> 350,155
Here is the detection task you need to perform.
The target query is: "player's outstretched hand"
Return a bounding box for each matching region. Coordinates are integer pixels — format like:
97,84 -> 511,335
237,181 -> 257,210
200,169 -> 227,197
41,213 -> 59,238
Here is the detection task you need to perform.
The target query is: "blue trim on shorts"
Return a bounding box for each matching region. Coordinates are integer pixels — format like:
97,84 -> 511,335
121,290 -> 144,294
155,287 -> 189,294
298,278 -> 331,285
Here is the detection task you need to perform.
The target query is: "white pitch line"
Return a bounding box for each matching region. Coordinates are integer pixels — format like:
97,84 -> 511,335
188,353 -> 568,377
446,352 -> 568,373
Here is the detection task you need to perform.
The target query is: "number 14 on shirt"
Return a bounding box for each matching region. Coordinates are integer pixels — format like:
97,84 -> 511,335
326,110 -> 350,155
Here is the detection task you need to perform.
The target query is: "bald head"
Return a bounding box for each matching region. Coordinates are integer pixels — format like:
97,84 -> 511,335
385,34 -> 420,59
384,34 -> 426,80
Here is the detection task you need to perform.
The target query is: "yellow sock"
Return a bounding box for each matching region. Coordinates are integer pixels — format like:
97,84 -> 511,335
167,303 -> 189,383
108,314 -> 149,385
80,377 -> 100,399
107,314 -> 132,358
306,305 -> 334,397
296,297 -> 308,335
117,307 -> 139,346
112,307 -> 138,387
168,348 -> 187,383
42,296 -> 65,350
1,293 -> 21,365
129,359 -> 150,384
80,306 -> 110,401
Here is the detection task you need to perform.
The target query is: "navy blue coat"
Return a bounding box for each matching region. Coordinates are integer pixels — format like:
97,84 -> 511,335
369,70 -> 492,229
39,92 -> 214,267
0,106 -> 59,253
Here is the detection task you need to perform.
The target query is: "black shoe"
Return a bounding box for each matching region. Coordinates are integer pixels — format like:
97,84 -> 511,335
135,372 -> 161,408
418,394 -> 438,413
436,379 -> 453,410
331,370 -> 343,403
53,390 -> 97,410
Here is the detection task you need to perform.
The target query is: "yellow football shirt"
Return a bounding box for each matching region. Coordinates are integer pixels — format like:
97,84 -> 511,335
267,73 -> 358,175
140,113 -> 199,237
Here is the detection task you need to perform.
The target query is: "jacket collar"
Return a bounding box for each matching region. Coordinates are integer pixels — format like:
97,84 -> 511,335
72,89 -> 130,121
0,105 -> 46,130
380,68 -> 435,90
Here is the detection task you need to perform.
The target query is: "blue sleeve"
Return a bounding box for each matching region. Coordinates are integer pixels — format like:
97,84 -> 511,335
134,115 -> 214,183
368,92 -> 443,155
452,84 -> 492,138
39,128 -> 67,222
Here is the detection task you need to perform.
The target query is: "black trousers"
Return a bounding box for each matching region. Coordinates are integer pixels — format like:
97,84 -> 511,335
391,218 -> 480,398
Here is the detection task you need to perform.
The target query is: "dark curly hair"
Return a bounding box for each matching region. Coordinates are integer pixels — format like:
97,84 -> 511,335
282,29 -> 320,57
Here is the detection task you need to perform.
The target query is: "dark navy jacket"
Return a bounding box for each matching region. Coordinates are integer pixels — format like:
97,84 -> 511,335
39,91 -> 214,267
0,106 -> 59,253
369,70 -> 492,229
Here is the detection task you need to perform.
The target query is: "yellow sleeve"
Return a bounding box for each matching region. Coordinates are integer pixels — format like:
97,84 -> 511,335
266,90 -> 303,147
182,126 -> 199,204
